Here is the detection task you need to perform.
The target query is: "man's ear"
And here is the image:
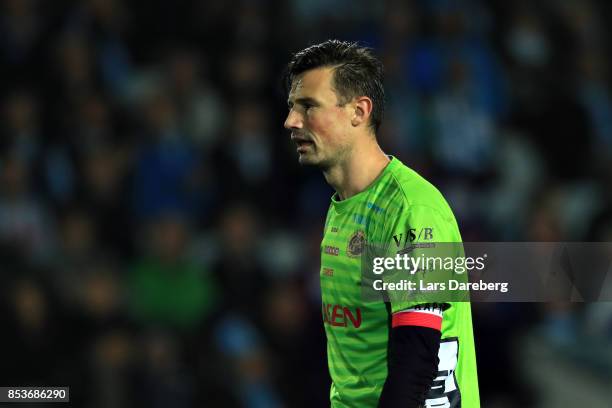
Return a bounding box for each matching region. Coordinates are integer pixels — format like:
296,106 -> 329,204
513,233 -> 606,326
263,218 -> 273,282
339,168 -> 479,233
352,96 -> 373,127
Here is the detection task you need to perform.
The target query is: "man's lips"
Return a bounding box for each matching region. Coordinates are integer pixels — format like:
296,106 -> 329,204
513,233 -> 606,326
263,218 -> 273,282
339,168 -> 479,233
292,136 -> 314,152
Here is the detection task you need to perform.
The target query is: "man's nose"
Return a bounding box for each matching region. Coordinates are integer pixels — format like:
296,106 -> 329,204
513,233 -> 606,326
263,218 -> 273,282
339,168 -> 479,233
284,109 -> 302,130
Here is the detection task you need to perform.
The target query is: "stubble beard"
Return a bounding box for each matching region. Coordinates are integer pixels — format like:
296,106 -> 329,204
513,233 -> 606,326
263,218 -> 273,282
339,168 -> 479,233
311,144 -> 352,173
298,144 -> 335,170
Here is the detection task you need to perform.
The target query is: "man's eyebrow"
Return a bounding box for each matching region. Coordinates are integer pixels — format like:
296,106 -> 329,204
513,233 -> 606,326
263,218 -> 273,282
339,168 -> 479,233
287,97 -> 319,107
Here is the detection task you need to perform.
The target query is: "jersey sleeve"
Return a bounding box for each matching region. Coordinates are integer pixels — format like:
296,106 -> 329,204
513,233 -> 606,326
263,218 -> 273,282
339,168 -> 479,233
382,204 -> 464,315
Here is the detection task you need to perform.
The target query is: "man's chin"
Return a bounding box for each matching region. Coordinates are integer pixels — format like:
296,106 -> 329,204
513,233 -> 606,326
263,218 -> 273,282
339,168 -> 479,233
298,153 -> 318,166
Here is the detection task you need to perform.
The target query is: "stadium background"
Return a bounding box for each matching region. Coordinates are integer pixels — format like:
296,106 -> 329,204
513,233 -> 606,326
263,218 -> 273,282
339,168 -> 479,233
2,0 -> 612,406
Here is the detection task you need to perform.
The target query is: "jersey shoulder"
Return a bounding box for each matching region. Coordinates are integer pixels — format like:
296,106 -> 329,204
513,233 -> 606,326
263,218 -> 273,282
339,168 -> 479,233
384,158 -> 455,218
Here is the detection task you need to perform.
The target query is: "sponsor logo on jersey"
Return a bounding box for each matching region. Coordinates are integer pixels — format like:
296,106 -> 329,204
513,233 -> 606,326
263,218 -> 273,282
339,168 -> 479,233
366,202 -> 385,214
330,226 -> 339,233
347,230 -> 366,257
392,227 -> 434,248
324,245 -> 340,256
322,303 -> 362,328
322,267 -> 334,277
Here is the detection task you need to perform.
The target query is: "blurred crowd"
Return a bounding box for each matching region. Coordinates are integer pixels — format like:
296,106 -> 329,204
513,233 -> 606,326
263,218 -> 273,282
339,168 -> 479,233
2,0 -> 612,406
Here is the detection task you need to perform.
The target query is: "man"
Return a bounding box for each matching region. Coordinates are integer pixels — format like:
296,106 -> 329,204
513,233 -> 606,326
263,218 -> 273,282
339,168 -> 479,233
284,40 -> 480,407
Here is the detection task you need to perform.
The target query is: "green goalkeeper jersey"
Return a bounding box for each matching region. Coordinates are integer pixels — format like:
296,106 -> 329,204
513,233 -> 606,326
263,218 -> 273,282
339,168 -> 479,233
320,156 -> 480,407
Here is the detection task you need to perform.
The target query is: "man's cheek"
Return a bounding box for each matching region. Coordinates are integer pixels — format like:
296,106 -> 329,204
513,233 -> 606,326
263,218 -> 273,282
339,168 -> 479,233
317,112 -> 338,129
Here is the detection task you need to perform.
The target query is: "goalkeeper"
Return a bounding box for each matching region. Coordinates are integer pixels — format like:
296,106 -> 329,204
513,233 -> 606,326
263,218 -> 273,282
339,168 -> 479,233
284,40 -> 480,407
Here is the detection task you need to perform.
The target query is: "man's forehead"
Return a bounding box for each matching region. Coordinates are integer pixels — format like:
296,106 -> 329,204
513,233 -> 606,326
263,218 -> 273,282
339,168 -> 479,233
289,67 -> 335,98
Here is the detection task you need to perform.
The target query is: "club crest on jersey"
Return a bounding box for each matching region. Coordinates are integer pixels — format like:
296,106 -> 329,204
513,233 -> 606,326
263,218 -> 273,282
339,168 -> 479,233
347,230 -> 366,257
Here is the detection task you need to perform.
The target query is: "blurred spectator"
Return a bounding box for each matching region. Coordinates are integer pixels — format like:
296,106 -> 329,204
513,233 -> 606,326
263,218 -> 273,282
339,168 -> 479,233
2,90 -> 42,165
164,49 -> 228,148
89,329 -> 136,408
212,203 -> 267,321
431,58 -> 496,176
214,315 -> 282,408
80,143 -> 132,256
135,331 -> 196,408
224,48 -> 269,97
577,51 -> 612,156
505,6 -> 551,70
52,207 -> 99,302
128,214 -> 218,331
132,91 -> 207,221
0,156 -> 54,262
222,102 -> 273,191
0,0 -> 43,77
86,0 -> 134,101
0,274 -> 77,388
53,32 -> 96,98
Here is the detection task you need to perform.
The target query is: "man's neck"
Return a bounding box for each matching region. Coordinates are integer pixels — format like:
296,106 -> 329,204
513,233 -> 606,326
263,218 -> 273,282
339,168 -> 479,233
323,140 -> 390,200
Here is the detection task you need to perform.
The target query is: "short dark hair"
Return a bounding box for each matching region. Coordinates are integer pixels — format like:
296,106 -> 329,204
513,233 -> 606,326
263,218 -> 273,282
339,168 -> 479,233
285,40 -> 385,134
